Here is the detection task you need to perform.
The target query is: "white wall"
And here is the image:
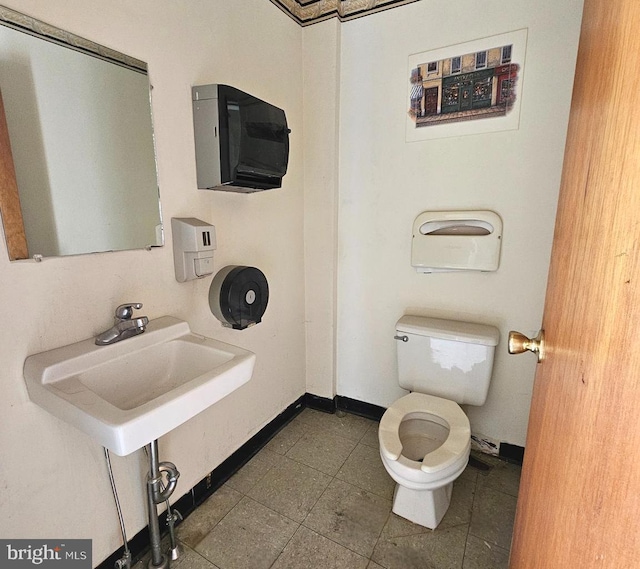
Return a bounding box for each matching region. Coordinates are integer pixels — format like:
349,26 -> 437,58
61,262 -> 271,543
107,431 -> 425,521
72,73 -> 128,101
334,0 -> 583,447
302,19 -> 341,398
0,0 -> 304,564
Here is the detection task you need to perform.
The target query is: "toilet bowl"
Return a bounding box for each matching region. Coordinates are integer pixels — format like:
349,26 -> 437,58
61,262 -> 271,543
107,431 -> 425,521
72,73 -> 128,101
378,315 -> 499,529
379,392 -> 471,529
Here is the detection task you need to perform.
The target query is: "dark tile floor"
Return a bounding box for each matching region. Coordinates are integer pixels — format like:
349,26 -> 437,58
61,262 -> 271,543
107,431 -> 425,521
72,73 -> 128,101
135,408 -> 521,569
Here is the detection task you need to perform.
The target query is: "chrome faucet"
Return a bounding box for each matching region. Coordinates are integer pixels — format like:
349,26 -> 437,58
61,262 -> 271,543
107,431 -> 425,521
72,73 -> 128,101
95,303 -> 149,346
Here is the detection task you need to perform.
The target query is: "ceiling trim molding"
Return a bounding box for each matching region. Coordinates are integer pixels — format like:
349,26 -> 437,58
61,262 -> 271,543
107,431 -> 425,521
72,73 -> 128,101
269,0 -> 421,26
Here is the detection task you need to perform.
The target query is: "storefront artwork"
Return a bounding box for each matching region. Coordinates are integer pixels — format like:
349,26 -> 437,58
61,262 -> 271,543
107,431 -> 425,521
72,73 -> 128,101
407,29 -> 527,142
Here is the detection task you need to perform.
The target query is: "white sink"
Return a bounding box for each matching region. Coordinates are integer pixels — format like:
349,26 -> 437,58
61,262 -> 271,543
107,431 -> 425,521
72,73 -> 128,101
24,316 -> 256,455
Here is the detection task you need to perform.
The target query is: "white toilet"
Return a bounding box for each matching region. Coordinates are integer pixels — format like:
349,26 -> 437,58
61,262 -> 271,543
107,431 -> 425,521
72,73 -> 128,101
379,315 -> 499,529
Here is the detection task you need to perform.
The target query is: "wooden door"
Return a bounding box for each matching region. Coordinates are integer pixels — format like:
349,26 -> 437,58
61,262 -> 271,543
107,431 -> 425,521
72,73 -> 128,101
509,0 -> 640,566
424,87 -> 438,115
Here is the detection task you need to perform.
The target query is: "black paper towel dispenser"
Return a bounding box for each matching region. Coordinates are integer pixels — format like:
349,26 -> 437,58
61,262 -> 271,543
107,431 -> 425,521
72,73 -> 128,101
192,84 -> 290,193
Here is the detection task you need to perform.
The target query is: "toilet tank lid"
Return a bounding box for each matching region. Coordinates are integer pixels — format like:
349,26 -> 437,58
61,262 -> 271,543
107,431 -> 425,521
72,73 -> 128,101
396,315 -> 500,346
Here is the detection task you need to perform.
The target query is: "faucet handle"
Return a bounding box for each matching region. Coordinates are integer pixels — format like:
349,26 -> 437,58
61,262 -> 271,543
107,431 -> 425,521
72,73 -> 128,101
115,303 -> 143,321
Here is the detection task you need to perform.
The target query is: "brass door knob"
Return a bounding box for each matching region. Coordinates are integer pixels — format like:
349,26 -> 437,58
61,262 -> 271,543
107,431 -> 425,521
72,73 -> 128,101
508,330 -> 545,362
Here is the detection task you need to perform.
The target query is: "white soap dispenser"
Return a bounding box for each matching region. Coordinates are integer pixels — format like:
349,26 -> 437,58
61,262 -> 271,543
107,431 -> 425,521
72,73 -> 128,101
171,218 -> 216,282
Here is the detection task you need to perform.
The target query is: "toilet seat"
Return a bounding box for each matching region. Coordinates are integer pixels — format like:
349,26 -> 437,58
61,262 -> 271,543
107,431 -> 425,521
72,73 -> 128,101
379,392 -> 470,474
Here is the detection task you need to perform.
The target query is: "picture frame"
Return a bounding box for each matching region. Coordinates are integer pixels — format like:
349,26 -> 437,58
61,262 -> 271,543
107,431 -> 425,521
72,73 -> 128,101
406,28 -> 528,141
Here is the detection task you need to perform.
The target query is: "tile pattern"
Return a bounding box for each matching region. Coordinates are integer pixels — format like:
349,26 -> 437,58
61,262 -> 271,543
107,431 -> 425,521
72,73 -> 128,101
134,409 -> 520,569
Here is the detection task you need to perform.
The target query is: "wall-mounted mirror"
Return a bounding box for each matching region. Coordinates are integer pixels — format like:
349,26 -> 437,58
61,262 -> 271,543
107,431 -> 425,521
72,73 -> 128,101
0,6 -> 162,260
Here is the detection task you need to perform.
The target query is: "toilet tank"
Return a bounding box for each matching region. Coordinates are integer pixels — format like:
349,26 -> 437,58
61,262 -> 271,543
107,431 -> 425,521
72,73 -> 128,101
396,315 -> 500,406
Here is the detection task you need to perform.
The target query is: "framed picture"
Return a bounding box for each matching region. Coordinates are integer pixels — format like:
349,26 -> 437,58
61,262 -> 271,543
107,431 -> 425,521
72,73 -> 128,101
406,28 -> 528,142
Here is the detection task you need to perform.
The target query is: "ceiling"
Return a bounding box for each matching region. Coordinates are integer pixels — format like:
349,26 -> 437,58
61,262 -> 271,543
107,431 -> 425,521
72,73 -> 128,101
268,0 -> 421,26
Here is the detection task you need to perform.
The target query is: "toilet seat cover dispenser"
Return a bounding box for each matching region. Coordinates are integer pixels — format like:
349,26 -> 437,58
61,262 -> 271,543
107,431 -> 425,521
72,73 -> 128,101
411,210 -> 502,273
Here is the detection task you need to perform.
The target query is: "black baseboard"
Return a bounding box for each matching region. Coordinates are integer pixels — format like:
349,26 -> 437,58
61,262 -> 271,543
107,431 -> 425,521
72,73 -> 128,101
303,393 -> 335,413
303,393 -> 386,422
96,395 -> 305,569
335,395 -> 386,421
499,442 -> 525,465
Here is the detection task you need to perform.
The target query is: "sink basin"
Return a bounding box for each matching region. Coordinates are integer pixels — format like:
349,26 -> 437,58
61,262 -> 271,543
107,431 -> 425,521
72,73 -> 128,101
24,316 -> 256,455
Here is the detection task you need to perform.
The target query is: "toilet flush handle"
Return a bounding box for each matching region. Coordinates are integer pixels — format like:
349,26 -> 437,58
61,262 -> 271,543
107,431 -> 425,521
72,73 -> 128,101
508,330 -> 545,363
394,335 -> 409,342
